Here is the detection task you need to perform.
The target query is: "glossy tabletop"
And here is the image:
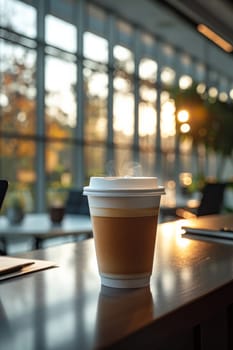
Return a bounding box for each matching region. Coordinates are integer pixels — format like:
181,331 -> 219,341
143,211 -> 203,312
1,214 -> 233,349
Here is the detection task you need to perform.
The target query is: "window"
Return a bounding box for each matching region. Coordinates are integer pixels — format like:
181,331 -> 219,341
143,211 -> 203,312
0,41 -> 36,134
0,0 -> 36,38
139,58 -> 157,149
113,45 -> 134,145
45,56 -> 77,133
1,0 -> 232,213
45,15 -> 77,53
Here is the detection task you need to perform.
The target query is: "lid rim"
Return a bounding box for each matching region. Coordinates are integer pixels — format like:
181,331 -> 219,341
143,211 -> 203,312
83,186 -> 164,191
83,186 -> 165,197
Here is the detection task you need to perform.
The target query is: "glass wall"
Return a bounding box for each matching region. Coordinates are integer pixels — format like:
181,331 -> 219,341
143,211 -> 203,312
1,0 -> 233,212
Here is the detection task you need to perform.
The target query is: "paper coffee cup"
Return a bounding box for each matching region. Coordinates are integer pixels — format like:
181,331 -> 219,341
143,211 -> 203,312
83,177 -> 165,288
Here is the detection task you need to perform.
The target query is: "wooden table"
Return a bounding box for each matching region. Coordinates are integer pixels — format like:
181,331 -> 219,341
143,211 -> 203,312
1,214 -> 233,349
0,213 -> 92,253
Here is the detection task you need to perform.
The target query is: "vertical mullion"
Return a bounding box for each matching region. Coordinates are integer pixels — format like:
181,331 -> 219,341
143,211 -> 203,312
74,0 -> 85,187
155,43 -> 162,177
36,0 -> 46,212
106,13 -> 114,164
174,52 -> 182,189
133,28 -> 140,163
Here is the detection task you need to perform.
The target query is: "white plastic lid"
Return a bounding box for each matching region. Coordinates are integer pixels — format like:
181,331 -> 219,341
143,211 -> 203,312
83,177 -> 165,197
90,177 -> 157,190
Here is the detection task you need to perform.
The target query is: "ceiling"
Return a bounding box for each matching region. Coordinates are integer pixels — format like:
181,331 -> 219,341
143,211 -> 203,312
161,0 -> 233,46
93,0 -> 233,81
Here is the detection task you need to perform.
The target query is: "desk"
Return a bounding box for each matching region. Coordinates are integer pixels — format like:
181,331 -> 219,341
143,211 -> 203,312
0,214 -> 92,253
1,214 -> 233,349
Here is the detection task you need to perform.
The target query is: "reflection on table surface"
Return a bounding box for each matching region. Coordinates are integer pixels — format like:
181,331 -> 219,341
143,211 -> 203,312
1,214 -> 233,349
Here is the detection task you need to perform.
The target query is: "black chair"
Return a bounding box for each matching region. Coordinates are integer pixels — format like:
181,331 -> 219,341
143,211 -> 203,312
65,189 -> 90,216
176,182 -> 227,219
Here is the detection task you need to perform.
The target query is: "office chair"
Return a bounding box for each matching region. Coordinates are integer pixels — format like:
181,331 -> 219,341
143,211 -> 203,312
65,189 -> 90,216
176,182 -> 227,219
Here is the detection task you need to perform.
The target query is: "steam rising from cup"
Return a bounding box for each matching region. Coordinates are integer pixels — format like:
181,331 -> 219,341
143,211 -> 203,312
105,160 -> 143,177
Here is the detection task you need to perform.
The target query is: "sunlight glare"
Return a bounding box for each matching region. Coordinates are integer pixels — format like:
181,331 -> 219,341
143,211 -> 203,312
161,99 -> 176,138
114,77 -> 130,93
208,86 -> 218,98
180,123 -> 190,133
229,89 -> 233,99
88,72 -> 108,98
45,57 -> 76,127
161,91 -> 170,104
113,93 -> 134,136
139,104 -> 156,136
114,45 -> 132,61
140,86 -> 157,102
0,93 -> 9,107
196,83 -> 206,94
179,75 -> 193,90
139,58 -> 157,80
177,109 -> 189,123
0,0 -> 36,38
45,15 -> 77,52
161,67 -> 175,85
219,91 -> 228,102
84,32 -> 108,63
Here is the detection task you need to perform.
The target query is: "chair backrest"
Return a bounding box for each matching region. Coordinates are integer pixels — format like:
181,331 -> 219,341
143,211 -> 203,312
65,189 -> 90,216
197,182 -> 226,216
0,180 -> 8,211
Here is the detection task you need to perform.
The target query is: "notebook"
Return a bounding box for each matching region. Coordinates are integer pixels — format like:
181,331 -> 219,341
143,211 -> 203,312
0,256 -> 57,281
0,179 -> 57,280
0,256 -> 35,275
